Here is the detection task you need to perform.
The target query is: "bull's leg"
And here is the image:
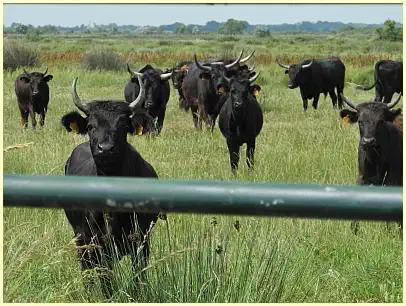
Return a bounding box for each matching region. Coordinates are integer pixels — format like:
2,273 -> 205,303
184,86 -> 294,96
374,84 -> 384,102
198,108 -> 207,130
191,105 -> 199,129
131,239 -> 150,283
76,236 -> 113,298
383,93 -> 394,104
227,139 -> 240,175
19,108 -> 29,128
337,86 -> 344,109
28,104 -> 37,129
350,220 -> 360,235
302,99 -> 308,111
39,110 -> 46,127
312,93 -> 320,109
205,115 -> 214,131
246,140 -> 256,169
328,90 -> 338,109
156,107 -> 166,135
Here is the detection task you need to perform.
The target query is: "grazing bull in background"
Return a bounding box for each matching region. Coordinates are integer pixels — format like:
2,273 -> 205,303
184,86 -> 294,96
277,57 -> 345,111
218,72 -> 263,174
339,93 -> 402,234
124,64 -> 172,135
61,75 -> 159,298
349,60 -> 403,103
15,67 -> 53,128
182,50 -> 255,130
171,60 -> 192,110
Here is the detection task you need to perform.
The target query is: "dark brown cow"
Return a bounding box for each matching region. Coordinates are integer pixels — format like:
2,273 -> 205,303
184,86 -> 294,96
15,67 -> 53,128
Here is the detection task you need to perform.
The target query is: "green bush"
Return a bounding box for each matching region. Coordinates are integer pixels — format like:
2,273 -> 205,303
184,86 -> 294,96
81,48 -> 123,71
3,39 -> 39,71
216,35 -> 240,42
376,20 -> 402,41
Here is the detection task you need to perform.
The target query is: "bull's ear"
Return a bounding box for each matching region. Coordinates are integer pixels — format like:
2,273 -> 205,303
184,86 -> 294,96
20,76 -> 30,82
340,109 -> 358,125
61,111 -> 87,135
129,109 -> 154,136
139,64 -> 154,73
44,75 -> 53,82
386,108 -> 402,122
199,71 -> 211,80
250,84 -> 262,97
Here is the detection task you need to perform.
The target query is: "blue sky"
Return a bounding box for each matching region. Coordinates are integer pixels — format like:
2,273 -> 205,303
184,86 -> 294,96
3,4 -> 402,27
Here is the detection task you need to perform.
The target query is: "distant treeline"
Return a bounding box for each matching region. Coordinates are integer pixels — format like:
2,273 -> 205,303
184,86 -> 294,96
4,19 -> 403,35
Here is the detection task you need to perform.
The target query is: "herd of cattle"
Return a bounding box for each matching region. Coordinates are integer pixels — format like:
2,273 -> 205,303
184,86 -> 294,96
13,51 -> 403,297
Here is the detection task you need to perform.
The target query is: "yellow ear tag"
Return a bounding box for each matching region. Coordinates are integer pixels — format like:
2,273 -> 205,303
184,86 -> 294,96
218,87 -> 225,94
342,116 -> 350,125
69,122 -> 79,132
254,89 -> 260,97
136,126 -> 143,136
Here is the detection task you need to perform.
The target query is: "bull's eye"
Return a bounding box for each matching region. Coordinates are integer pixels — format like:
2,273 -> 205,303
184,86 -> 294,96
87,124 -> 95,131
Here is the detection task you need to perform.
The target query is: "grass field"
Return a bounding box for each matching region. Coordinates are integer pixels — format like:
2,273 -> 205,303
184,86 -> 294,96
3,33 -> 403,302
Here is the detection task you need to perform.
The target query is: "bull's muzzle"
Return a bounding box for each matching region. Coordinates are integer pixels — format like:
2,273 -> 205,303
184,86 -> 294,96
360,137 -> 376,147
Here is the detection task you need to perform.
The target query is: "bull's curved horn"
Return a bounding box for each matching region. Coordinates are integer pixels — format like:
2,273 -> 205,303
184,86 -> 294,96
194,54 -> 211,71
301,61 -> 313,69
72,77 -> 89,114
127,63 -> 134,76
249,72 -> 260,84
387,93 -> 402,109
240,50 -> 255,64
225,49 -> 244,70
160,71 -> 173,80
276,59 -> 290,69
340,93 -> 358,110
128,74 -> 145,111
43,66 -> 48,75
248,64 -> 256,73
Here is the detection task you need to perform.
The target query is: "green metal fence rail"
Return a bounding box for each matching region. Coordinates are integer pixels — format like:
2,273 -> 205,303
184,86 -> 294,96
3,174 -> 403,221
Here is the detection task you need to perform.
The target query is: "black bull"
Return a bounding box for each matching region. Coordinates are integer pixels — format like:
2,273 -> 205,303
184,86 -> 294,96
124,64 -> 172,135
61,76 -> 159,297
277,57 -> 345,111
15,67 -> 53,128
339,93 -> 402,234
350,60 -> 403,103
181,50 -> 256,130
218,72 -> 263,174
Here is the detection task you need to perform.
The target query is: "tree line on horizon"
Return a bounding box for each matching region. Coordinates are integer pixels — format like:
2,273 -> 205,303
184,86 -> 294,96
4,19 -> 402,41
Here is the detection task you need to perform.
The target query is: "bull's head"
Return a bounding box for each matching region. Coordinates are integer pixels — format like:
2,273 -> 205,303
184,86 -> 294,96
61,75 -> 146,163
20,67 -> 53,96
127,64 -> 172,116
340,93 -> 402,147
277,59 -> 312,89
225,72 -> 261,109
195,50 -> 255,95
171,63 -> 190,89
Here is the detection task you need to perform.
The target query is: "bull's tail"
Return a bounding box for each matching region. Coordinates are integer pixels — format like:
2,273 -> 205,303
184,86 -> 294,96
346,81 -> 376,91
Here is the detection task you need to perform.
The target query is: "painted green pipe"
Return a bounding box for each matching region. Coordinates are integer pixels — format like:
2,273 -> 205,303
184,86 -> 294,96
3,174 -> 402,221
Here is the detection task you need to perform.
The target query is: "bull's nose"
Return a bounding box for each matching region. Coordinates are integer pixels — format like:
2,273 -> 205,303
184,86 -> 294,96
32,91 -> 39,96
361,137 -> 376,146
288,84 -> 294,89
97,143 -> 114,154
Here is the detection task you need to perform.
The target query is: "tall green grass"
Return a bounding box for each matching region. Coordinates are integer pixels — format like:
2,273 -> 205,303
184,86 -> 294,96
3,33 -> 403,303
